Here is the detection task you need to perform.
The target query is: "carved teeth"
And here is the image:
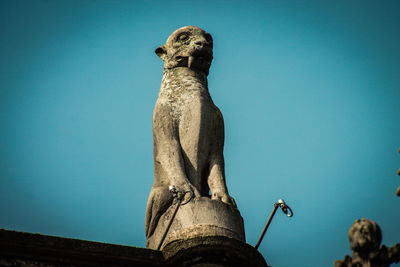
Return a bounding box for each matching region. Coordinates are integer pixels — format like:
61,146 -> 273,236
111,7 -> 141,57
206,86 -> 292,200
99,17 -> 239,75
176,54 -> 211,69
188,56 -> 194,68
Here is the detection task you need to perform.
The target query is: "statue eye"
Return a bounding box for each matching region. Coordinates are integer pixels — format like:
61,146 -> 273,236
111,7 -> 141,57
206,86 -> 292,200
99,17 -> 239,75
178,33 -> 189,42
205,34 -> 213,43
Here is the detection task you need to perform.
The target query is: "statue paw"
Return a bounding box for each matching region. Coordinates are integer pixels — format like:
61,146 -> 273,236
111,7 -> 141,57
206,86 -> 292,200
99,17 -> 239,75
212,192 -> 237,208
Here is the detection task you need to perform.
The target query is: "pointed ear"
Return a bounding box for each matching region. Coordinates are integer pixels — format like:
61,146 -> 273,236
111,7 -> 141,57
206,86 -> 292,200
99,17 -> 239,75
155,45 -> 167,61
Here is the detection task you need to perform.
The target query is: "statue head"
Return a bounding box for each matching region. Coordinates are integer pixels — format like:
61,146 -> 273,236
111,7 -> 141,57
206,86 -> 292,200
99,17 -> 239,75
155,26 -> 213,75
348,218 -> 382,253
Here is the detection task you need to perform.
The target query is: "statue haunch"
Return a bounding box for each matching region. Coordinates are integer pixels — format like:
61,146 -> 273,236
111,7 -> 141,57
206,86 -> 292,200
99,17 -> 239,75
145,26 -> 236,246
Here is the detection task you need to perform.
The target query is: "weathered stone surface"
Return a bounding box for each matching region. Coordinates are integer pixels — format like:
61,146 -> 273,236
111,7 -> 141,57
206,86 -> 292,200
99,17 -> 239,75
163,236 -> 268,267
334,218 -> 400,267
0,229 -> 267,267
147,197 -> 245,250
0,229 -> 164,266
145,26 -> 239,249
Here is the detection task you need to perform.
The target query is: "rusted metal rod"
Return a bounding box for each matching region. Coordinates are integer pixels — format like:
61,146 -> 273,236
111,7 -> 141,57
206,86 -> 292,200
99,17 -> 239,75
156,185 -> 194,250
157,199 -> 180,250
255,203 -> 279,250
255,199 -> 293,250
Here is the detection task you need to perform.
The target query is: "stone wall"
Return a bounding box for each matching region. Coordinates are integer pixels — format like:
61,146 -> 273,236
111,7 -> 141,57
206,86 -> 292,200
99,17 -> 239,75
0,229 -> 268,266
0,229 -> 163,266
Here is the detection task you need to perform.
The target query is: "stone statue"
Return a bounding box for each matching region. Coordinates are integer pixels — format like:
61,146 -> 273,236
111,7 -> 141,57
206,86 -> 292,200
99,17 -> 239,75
334,218 -> 400,267
145,26 -> 243,250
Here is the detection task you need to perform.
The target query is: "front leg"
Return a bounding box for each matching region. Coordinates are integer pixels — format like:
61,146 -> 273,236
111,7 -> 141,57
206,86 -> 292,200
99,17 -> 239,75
208,157 -> 237,207
207,105 -> 236,207
153,101 -> 200,197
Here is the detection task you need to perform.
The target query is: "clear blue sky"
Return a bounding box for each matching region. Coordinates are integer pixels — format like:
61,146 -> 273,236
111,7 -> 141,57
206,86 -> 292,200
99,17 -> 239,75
1,1 -> 399,266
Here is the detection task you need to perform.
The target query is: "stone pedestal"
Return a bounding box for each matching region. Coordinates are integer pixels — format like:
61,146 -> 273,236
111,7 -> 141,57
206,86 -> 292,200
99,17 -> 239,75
163,236 -> 268,267
147,197 -> 245,250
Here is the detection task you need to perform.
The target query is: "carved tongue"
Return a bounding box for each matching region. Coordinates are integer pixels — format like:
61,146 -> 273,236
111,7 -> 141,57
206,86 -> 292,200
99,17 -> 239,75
188,56 -> 194,69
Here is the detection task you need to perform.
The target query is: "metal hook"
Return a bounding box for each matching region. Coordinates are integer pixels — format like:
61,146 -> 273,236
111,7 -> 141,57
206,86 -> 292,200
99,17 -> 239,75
157,185 -> 194,250
277,199 -> 293,217
179,190 -> 194,205
255,198 -> 294,250
168,185 -> 194,205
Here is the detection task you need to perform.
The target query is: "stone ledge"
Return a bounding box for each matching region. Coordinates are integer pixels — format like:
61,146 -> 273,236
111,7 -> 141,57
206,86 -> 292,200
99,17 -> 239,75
0,229 -> 163,266
0,229 -> 268,266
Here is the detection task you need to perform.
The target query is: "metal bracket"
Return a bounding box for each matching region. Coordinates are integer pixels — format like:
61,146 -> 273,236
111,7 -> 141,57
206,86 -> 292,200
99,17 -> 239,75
255,198 -> 293,250
156,185 -> 194,250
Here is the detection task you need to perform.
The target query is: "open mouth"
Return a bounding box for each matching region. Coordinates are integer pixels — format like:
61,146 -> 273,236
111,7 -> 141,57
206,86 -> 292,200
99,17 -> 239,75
176,56 -> 187,63
175,52 -> 212,70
